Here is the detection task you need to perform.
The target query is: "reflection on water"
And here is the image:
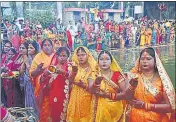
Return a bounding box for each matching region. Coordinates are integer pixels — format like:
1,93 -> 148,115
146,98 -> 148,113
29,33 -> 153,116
111,44 -> 175,87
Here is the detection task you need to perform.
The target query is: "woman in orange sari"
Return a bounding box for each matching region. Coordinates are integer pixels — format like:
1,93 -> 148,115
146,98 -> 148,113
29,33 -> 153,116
126,47 -> 175,122
29,39 -> 55,122
66,46 -> 97,122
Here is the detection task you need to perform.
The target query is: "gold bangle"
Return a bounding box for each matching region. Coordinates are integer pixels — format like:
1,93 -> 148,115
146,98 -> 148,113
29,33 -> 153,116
145,103 -> 148,110
148,103 -> 151,111
111,93 -> 116,100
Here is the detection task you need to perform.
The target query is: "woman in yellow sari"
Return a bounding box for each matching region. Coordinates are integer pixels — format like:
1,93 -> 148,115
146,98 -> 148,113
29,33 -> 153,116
126,47 -> 175,122
145,25 -> 152,45
140,25 -> 146,46
66,46 -> 97,122
88,50 -> 138,122
29,39 -> 55,122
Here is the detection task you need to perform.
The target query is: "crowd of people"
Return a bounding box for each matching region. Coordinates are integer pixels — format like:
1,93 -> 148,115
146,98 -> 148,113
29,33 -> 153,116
1,16 -> 175,122
1,16 -> 175,52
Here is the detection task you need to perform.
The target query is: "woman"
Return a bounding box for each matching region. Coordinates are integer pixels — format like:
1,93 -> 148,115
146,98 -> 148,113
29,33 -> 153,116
19,41 -> 39,116
39,47 -> 71,122
88,50 -> 138,122
1,47 -> 23,107
145,26 -> 152,45
140,26 -> 146,46
127,47 -> 175,122
1,40 -> 12,59
29,39 -> 55,122
66,46 -> 97,122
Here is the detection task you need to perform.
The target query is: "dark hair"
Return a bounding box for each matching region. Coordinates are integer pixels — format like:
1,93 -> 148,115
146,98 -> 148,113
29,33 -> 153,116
139,47 -> 157,70
76,47 -> 86,54
21,42 -> 29,49
98,50 -> 113,63
2,40 -> 12,53
9,47 -> 17,54
4,40 -> 12,47
41,39 -> 53,48
56,46 -> 70,57
29,41 -> 39,54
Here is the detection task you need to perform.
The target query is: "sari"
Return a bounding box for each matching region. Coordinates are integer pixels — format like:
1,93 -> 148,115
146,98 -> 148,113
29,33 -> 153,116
140,27 -> 146,46
152,29 -> 157,45
66,46 -> 97,122
145,28 -> 152,45
19,56 -> 37,115
42,52 -> 70,122
95,56 -> 125,122
128,48 -> 175,122
29,50 -> 54,122
2,53 -> 24,107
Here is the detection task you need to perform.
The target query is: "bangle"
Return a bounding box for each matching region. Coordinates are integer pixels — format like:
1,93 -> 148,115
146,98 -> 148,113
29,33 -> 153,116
145,103 -> 151,111
111,93 -> 116,100
153,104 -> 156,110
93,82 -> 100,87
145,103 -> 148,110
141,102 -> 144,108
128,85 -> 135,91
129,84 -> 136,90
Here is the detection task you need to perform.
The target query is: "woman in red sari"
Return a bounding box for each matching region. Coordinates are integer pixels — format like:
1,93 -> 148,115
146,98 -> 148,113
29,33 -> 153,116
39,47 -> 71,122
1,47 -> 23,107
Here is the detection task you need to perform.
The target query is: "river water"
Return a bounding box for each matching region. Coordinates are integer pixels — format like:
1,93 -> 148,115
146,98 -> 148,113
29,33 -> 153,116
110,43 -> 175,87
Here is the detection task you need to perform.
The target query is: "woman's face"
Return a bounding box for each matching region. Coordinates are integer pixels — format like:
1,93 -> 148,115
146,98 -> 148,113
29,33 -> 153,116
98,53 -> 111,70
54,41 -> 60,50
19,44 -> 27,55
7,49 -> 15,59
42,40 -> 53,55
28,44 -> 36,55
57,50 -> 68,64
77,49 -> 88,65
4,43 -> 11,53
140,51 -> 155,71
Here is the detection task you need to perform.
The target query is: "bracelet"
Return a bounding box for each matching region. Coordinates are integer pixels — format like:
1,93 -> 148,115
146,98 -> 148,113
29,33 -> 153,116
153,104 -> 156,110
93,82 -> 100,87
111,93 -> 116,100
129,84 -> 136,90
145,103 -> 151,111
128,85 -> 135,91
141,102 -> 144,108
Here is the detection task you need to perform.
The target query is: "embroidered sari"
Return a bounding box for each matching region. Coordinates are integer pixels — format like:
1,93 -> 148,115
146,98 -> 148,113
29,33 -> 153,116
66,46 -> 97,122
44,52 -> 70,122
29,50 -> 54,122
128,48 -> 175,122
95,56 -> 125,122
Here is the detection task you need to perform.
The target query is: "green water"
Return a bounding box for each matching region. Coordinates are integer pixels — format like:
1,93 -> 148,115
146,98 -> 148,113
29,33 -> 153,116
110,44 -> 175,87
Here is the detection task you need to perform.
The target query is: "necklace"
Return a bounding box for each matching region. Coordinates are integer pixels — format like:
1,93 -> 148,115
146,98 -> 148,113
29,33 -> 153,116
142,72 -> 155,82
101,70 -> 112,91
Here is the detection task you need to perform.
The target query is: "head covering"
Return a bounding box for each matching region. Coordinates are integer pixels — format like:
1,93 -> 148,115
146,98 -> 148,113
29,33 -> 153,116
72,46 -> 97,71
131,47 -> 175,110
50,47 -> 70,66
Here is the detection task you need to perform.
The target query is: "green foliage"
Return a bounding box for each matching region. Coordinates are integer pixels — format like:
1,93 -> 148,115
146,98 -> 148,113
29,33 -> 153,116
9,2 -> 17,17
24,10 -> 54,28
